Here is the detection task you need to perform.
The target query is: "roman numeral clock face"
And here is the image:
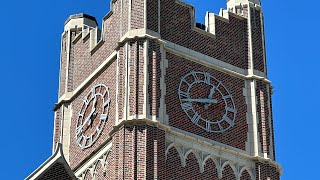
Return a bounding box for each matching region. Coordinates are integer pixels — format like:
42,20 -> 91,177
76,84 -> 111,149
178,71 -> 237,133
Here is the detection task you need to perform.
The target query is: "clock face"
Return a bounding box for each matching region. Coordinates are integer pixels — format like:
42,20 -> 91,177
76,84 -> 111,149
178,71 -> 237,133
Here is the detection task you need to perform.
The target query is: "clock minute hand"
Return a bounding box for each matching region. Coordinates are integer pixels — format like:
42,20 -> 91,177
76,109 -> 95,133
183,98 -> 218,104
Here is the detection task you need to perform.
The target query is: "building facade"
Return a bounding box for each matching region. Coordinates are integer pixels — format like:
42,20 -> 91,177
27,0 -> 281,179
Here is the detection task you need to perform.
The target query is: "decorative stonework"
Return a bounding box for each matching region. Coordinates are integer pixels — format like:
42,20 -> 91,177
165,142 -> 255,180
77,150 -> 111,179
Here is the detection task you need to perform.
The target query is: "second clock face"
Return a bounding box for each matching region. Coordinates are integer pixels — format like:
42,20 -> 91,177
76,84 -> 111,149
178,71 -> 237,133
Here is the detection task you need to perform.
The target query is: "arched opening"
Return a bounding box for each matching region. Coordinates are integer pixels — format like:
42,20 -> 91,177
166,147 -> 184,178
93,160 -> 105,180
201,158 -> 219,179
83,169 -> 92,180
240,169 -> 253,180
221,164 -> 237,180
183,152 -> 201,179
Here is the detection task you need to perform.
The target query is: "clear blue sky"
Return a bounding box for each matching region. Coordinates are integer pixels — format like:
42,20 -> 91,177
0,0 -> 318,179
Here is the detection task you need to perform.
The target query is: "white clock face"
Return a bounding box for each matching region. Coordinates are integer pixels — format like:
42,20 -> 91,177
178,71 -> 237,133
76,84 -> 111,149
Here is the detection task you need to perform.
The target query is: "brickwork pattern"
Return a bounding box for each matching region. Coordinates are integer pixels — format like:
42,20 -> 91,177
100,125 -> 164,179
84,170 -> 92,180
124,126 -> 135,179
68,30 -> 81,92
148,40 -> 161,117
53,107 -> 62,150
129,40 -> 145,116
256,162 -> 280,180
114,129 -> 123,180
69,60 -> 117,169
93,161 -> 105,180
160,0 -> 248,69
147,0 -> 159,32
251,8 -> 265,72
256,80 -> 271,155
166,53 -> 248,150
39,163 -> 72,180
131,0 -> 145,29
221,165 -> 236,180
166,147 -> 223,179
240,170 -> 251,180
269,87 -> 276,160
59,34 -> 67,97
117,46 -> 126,120
121,0 -> 129,36
69,0 -> 121,91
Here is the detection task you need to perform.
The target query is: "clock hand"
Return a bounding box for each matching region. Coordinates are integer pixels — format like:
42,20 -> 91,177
205,86 -> 217,110
76,106 -> 96,133
183,98 -> 218,104
208,86 -> 216,99
87,96 -> 98,126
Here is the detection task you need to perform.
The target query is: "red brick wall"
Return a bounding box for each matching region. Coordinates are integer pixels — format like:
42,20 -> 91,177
131,0 -> 145,29
99,125 -> 166,179
93,161 -> 104,179
251,8 -> 265,72
123,126 -> 135,179
221,165 -> 236,180
117,46 -> 126,120
69,60 -> 117,169
113,129 -> 123,180
129,40 -> 145,116
256,80 -> 271,155
121,0 -> 129,36
84,170 -> 92,179
59,34 -> 67,97
53,107 -> 62,150
165,52 -> 248,150
165,146 -> 184,178
147,0 -> 159,32
148,40 -> 161,117
256,162 -> 280,180
240,170 -> 251,180
202,159 -> 219,179
269,87 -> 276,160
160,0 -> 249,69
67,0 -> 122,91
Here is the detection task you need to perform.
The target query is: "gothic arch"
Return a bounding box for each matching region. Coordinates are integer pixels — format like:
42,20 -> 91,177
202,155 -> 221,175
239,166 -> 255,180
221,161 -> 238,179
165,143 -> 185,167
83,168 -> 93,180
93,159 -> 104,179
184,149 -> 202,172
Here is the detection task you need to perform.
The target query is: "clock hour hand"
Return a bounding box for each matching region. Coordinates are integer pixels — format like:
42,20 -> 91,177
182,98 -> 218,104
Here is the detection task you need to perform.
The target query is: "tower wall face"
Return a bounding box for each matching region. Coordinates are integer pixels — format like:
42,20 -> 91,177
53,0 -> 281,179
165,52 -> 248,150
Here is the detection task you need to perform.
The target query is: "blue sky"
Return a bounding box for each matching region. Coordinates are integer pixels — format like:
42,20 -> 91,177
0,0 -> 318,179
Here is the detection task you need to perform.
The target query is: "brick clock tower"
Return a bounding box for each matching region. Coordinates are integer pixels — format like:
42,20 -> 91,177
27,0 -> 281,179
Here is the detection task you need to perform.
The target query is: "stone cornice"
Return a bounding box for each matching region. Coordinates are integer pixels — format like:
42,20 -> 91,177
74,118 -> 282,175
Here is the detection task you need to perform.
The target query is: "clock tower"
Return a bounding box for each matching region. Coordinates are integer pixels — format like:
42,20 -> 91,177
27,0 -> 281,179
